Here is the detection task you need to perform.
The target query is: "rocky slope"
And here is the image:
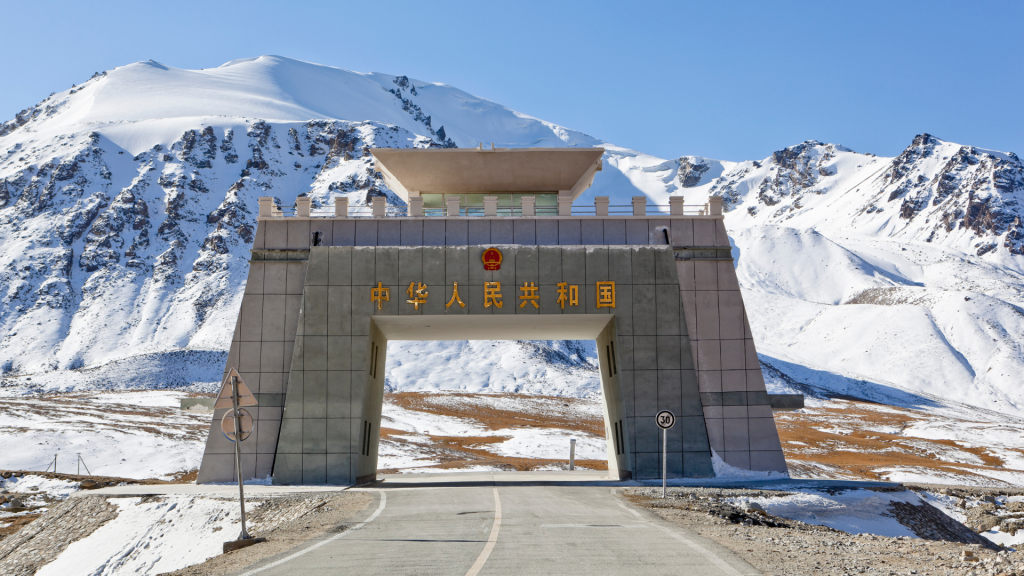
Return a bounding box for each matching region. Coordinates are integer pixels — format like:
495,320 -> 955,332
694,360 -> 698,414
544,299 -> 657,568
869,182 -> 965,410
1,55 -> 1022,421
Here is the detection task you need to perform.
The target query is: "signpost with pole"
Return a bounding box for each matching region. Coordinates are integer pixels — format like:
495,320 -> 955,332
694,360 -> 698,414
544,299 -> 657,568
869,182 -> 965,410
214,368 -> 266,553
656,410 -> 675,498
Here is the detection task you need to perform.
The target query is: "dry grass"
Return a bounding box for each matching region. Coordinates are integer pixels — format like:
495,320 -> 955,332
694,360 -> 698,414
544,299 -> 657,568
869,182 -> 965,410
388,392 -> 606,436
775,399 -> 1022,484
380,392 -> 607,473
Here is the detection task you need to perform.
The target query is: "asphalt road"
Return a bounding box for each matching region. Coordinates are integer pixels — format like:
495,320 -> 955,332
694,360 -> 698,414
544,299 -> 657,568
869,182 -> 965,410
232,484 -> 760,576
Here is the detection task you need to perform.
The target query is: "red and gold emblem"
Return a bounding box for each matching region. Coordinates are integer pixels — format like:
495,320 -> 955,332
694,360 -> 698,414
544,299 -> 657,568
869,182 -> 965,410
482,248 -> 503,270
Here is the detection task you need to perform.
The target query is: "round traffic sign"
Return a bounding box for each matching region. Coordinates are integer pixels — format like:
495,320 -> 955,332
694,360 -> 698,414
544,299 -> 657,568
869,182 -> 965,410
221,408 -> 254,442
656,410 -> 675,430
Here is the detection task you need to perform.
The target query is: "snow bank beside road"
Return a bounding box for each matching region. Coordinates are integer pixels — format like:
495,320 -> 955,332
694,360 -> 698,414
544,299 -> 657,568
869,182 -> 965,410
36,496 -> 245,576
727,490 -> 920,538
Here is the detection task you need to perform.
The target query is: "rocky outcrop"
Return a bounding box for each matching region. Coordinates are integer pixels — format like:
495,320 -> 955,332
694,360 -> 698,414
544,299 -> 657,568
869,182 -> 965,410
888,500 -> 999,551
678,157 -> 710,188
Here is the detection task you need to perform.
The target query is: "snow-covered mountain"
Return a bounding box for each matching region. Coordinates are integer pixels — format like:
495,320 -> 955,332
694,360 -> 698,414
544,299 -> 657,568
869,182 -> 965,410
1,55 -> 1022,419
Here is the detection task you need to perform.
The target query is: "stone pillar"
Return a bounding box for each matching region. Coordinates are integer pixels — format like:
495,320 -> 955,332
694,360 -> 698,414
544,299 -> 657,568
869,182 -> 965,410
673,218 -> 787,473
669,196 -> 685,216
446,196 -> 461,217
483,196 -> 498,217
521,196 -> 536,217
595,196 -> 609,217
335,197 -> 349,218
558,192 -> 572,216
258,197 -> 274,218
409,197 -> 423,217
708,196 -> 723,216
296,196 -> 312,217
372,197 -> 386,218
632,196 -> 647,217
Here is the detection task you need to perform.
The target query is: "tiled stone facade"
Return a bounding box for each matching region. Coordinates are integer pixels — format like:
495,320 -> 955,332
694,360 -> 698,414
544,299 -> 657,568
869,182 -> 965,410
196,216 -> 787,485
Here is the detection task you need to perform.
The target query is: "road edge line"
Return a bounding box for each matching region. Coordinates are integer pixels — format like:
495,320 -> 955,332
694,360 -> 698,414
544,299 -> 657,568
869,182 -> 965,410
464,487 -> 502,576
616,500 -> 758,576
237,490 -> 387,576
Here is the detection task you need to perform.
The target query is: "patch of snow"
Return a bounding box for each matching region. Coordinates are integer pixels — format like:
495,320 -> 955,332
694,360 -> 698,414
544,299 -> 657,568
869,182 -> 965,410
727,489 -> 921,538
710,450 -> 790,482
980,526 -> 1024,548
36,496 -> 251,576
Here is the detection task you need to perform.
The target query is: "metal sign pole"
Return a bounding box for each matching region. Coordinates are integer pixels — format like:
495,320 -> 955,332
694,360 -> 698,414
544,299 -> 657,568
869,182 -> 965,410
662,427 -> 667,498
655,410 -> 675,500
232,375 -> 250,540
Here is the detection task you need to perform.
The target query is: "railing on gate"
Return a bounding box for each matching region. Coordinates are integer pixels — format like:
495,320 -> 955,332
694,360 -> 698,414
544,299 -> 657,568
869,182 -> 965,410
261,197 -> 717,219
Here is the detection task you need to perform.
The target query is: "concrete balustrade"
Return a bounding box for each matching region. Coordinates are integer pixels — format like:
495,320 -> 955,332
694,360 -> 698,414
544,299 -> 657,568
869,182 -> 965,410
257,195 -> 716,219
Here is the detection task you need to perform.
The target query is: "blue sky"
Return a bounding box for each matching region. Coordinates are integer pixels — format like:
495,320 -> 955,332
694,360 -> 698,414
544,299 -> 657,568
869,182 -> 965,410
1,0 -> 1020,161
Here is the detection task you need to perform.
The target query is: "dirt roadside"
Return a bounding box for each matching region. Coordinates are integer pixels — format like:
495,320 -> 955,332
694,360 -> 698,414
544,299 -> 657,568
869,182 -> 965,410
158,492 -> 374,576
625,487 -> 1024,576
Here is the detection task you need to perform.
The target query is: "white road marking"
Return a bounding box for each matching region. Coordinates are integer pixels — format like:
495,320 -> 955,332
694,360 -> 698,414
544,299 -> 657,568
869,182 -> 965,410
237,490 -> 387,576
539,523 -> 649,529
616,501 -> 759,576
464,488 -> 502,576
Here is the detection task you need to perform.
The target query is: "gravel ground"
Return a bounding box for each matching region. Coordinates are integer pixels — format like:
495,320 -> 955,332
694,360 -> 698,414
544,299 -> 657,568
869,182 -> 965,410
159,492 -> 374,576
625,487 -> 1024,576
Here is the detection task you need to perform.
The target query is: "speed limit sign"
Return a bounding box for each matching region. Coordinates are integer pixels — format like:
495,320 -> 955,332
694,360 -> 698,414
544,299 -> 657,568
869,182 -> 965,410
656,410 -> 675,430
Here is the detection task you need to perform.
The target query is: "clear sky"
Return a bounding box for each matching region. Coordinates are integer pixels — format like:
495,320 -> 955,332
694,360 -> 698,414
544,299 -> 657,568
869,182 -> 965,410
1,0 -> 1020,161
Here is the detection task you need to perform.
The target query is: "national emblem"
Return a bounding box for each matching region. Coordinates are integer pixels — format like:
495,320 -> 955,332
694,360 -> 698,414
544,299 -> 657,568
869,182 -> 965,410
482,248 -> 502,270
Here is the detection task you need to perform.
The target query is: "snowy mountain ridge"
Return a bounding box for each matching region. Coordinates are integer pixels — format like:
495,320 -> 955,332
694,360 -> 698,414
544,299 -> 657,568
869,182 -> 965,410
1,55 -> 1023,419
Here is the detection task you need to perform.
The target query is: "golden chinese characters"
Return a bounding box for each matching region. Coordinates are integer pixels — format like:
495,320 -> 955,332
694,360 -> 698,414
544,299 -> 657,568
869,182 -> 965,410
370,282 -> 390,310
446,282 -> 466,308
518,282 -> 539,308
556,282 -> 579,309
406,282 -> 428,309
484,282 -> 503,308
596,281 -> 616,308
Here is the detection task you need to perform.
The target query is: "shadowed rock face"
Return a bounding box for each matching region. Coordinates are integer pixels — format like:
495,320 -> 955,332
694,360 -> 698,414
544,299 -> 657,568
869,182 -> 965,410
884,135 -> 1024,255
889,499 -> 1000,550
678,157 -> 710,188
